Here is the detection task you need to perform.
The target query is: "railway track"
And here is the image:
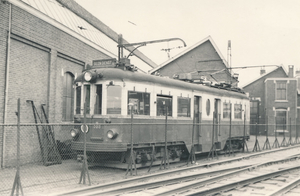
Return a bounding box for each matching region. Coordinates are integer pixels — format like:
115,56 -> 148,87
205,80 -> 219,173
53,145 -> 300,196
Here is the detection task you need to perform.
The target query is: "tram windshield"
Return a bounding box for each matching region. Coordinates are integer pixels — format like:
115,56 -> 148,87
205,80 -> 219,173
107,85 -> 122,114
94,85 -> 102,114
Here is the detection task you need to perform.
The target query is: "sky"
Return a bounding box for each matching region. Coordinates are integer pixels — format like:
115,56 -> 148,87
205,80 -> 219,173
74,0 -> 300,87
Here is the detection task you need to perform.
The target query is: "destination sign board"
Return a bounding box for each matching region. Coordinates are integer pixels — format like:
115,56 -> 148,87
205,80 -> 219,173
92,58 -> 116,68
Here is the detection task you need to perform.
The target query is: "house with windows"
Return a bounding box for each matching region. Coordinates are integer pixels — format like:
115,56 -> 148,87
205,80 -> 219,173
242,65 -> 299,136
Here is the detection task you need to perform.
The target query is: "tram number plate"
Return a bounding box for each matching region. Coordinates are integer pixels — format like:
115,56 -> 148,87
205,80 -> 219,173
93,124 -> 102,129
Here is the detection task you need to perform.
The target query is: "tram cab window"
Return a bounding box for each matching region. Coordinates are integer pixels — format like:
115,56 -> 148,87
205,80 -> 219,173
157,95 -> 172,116
234,104 -> 242,119
94,85 -> 102,114
177,97 -> 191,117
107,85 -> 121,114
128,91 -> 150,115
75,86 -> 81,114
84,85 -> 91,114
223,102 -> 230,119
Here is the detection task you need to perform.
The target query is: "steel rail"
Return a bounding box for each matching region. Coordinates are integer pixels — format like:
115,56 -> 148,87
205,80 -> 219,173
156,156 -> 300,196
53,144 -> 300,196
268,176 -> 300,196
55,153 -> 300,196
55,165 -> 249,196
184,164 -> 300,196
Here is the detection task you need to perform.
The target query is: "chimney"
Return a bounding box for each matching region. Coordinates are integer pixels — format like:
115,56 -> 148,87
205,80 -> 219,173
260,67 -> 266,75
288,65 -> 294,78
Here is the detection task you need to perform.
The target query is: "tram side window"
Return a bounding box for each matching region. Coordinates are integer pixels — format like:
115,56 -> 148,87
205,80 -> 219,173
157,95 -> 172,116
76,86 -> 81,114
223,102 -> 230,119
84,85 -> 91,114
177,97 -> 190,117
234,104 -> 242,119
107,85 -> 122,114
94,85 -> 102,114
128,91 -> 150,115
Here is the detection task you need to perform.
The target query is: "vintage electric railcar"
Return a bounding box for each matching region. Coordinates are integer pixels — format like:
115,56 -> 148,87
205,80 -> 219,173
70,58 -> 250,168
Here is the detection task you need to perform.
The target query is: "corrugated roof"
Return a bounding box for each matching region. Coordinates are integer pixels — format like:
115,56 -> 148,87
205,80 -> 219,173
17,0 -> 157,71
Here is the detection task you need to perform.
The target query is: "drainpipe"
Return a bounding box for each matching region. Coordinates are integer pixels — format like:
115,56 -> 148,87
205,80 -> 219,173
2,2 -> 12,168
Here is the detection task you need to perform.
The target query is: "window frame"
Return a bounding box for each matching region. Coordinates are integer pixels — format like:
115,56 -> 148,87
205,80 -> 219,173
276,81 -> 287,100
234,103 -> 242,119
156,95 -> 172,117
223,102 -> 231,119
177,97 -> 191,117
128,91 -> 150,115
106,85 -> 122,115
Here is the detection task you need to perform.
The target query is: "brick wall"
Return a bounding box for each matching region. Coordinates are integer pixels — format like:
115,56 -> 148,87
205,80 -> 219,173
155,40 -> 236,84
243,67 -> 288,135
265,79 -> 298,136
0,3 -> 113,167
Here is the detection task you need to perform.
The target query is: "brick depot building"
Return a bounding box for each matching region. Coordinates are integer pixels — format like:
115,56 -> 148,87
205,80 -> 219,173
0,0 -> 155,167
243,65 -> 300,136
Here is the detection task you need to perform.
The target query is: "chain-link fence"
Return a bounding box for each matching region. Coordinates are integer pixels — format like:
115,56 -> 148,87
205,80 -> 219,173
1,121 -> 300,195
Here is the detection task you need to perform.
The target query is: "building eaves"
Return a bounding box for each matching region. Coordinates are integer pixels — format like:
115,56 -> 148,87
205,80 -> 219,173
149,36 -> 229,74
56,0 -> 157,68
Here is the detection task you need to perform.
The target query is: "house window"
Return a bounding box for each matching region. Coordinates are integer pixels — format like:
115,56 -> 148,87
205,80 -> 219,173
276,81 -> 287,100
157,95 -> 172,116
234,104 -> 242,119
62,72 -> 74,121
177,97 -> 191,117
128,91 -> 150,115
223,102 -> 230,119
276,109 -> 287,131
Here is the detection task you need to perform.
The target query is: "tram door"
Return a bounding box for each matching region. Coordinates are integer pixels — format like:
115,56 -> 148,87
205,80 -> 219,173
214,99 -> 221,144
194,96 -> 202,151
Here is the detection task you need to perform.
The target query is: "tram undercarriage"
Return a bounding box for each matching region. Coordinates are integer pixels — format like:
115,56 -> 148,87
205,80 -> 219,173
76,144 -> 189,169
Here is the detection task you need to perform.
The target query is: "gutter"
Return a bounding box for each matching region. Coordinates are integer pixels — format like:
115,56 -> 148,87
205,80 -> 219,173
2,1 -> 12,168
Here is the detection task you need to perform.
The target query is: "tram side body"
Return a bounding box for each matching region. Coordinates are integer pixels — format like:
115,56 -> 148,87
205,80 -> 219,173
71,66 -> 250,168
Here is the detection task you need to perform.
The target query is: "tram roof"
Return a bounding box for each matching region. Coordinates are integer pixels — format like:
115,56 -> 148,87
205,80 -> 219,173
76,68 -> 248,99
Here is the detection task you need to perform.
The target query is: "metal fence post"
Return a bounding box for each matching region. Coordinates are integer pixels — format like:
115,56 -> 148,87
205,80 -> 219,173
11,98 -> 23,196
79,102 -> 91,185
160,106 -> 169,169
263,111 -> 271,150
252,123 -> 261,152
242,105 -> 248,152
126,104 -> 137,175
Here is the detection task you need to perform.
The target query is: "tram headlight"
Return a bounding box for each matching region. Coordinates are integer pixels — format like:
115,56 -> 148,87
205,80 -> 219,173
83,71 -> 93,82
107,129 -> 118,139
70,128 -> 79,138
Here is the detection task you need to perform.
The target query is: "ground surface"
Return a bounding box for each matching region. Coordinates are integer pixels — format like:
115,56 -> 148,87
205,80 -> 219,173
0,135 -> 296,196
